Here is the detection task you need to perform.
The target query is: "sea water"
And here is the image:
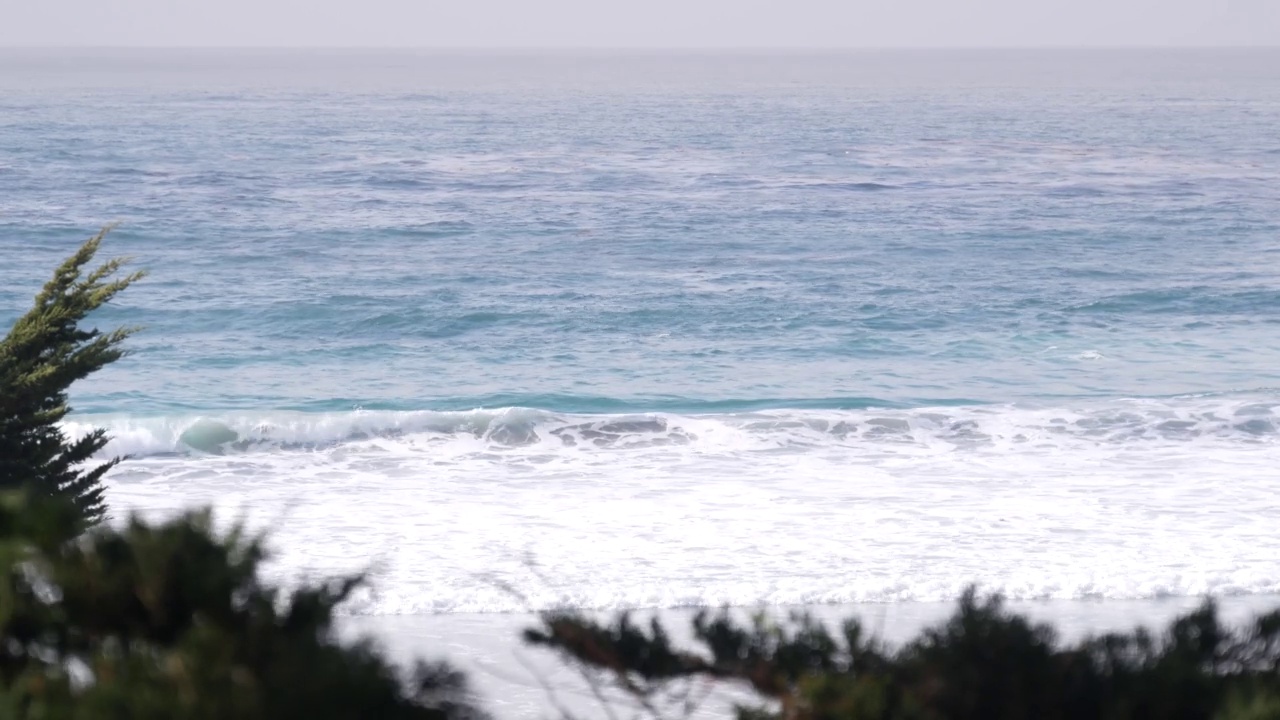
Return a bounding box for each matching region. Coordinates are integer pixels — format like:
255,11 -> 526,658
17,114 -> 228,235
3,47 -> 1280,706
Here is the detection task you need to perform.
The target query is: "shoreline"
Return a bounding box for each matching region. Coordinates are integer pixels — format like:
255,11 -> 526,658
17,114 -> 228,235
340,594 -> 1280,719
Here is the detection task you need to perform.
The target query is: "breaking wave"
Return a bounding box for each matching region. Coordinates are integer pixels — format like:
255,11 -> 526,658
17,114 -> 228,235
90,391 -> 1280,616
68,393 -> 1280,460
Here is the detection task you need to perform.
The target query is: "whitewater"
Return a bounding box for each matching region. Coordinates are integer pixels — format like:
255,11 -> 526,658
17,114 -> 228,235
4,49 -> 1280,628
83,394 -> 1280,614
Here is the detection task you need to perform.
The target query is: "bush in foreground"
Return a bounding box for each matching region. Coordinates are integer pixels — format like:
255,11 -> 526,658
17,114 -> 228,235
0,491 -> 485,720
526,591 -> 1280,720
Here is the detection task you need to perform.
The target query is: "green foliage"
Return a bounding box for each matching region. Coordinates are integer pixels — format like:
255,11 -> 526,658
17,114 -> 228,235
0,491 -> 486,720
0,235 -> 485,718
0,227 -> 145,528
526,589 -> 1280,720
1217,688 -> 1280,720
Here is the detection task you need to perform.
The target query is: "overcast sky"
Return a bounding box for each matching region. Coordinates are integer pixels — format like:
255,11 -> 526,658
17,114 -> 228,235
3,0 -> 1277,48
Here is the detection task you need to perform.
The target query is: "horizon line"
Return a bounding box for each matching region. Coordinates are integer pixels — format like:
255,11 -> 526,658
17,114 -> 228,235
3,44 -> 1279,52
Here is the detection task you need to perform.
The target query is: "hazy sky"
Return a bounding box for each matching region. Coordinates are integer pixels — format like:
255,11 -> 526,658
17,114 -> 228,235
3,0 -> 1278,48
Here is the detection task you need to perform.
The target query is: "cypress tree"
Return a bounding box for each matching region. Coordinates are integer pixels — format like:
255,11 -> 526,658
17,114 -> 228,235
0,239 -> 486,718
0,226 -> 145,528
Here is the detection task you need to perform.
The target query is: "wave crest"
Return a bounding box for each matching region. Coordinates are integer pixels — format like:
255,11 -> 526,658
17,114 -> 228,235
65,395 -> 1280,459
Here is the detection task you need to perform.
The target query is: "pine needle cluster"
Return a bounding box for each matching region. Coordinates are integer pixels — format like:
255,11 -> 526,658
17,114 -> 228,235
0,227 -> 144,528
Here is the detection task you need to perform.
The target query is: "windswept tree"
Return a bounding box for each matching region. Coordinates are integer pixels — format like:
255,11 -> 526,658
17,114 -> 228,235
0,226 -> 144,528
0,233 -> 486,719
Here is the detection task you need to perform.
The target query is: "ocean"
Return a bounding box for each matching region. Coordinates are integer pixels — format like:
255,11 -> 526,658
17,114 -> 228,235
3,47 -> 1280,713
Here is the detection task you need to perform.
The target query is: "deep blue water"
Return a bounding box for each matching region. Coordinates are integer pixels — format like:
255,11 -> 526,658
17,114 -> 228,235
2,50 -> 1278,417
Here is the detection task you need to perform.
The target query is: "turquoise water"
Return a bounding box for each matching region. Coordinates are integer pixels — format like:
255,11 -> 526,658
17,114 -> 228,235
3,50 -> 1280,612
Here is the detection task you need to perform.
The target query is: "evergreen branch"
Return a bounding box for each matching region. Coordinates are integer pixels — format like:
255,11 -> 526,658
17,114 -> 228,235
0,226 -> 145,530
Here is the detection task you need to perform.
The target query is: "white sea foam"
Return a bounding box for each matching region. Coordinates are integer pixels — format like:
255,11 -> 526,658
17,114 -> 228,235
68,394 -> 1280,460
88,394 -> 1280,615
